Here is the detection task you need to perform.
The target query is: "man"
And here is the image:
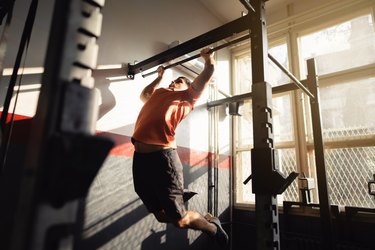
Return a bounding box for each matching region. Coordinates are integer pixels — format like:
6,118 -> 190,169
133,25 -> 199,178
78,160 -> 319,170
131,48 -> 228,247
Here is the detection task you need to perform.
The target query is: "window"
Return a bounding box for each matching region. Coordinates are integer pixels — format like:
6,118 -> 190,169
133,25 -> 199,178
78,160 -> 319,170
318,78 -> 375,133
234,41 -> 298,205
299,14 -> 375,77
234,8 -> 375,209
299,14 -> 375,208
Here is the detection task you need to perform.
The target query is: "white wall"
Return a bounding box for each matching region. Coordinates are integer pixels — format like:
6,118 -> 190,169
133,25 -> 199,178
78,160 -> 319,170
3,0 -> 221,67
98,0 -> 221,66
1,0 -> 225,146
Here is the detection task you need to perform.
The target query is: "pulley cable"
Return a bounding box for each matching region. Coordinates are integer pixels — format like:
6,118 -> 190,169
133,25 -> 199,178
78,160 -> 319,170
0,0 -> 15,144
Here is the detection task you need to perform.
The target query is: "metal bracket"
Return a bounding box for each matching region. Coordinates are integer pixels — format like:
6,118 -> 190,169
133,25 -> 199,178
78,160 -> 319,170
299,175 -> 315,204
228,101 -> 243,116
251,148 -> 299,195
368,174 -> 375,198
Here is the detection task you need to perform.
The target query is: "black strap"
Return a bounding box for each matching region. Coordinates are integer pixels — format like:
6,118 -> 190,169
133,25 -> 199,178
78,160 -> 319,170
0,0 -> 38,171
0,0 -> 15,166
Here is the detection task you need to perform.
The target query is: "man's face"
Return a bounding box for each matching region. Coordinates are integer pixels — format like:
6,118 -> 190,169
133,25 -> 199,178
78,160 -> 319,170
168,77 -> 189,91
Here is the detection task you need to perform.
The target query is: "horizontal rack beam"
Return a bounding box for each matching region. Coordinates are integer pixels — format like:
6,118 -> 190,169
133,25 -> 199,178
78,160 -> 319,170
206,81 -> 305,108
127,15 -> 251,76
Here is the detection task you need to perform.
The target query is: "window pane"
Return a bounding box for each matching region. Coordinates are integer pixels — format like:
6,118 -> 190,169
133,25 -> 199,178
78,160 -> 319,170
273,95 -> 294,142
278,148 -> 299,202
237,94 -> 294,147
299,14 -> 375,76
237,100 -> 253,147
235,148 -> 299,204
236,151 -> 254,203
234,43 -> 289,95
320,77 -> 375,139
235,54 -> 252,94
269,43 -> 290,86
325,147 -> 375,208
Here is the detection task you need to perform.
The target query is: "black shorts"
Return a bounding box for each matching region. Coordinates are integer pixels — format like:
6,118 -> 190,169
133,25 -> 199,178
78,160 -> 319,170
132,148 -> 186,220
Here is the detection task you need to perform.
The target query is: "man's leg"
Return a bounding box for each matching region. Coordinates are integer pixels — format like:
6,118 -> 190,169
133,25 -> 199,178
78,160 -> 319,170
177,211 -> 229,247
157,149 -> 229,246
175,210 -> 216,235
153,210 -> 171,223
154,210 -> 228,247
153,210 -> 215,234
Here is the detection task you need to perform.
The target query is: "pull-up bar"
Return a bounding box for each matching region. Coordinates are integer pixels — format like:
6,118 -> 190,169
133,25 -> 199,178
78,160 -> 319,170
139,40 -> 314,99
141,34 -> 250,78
207,81 -> 303,109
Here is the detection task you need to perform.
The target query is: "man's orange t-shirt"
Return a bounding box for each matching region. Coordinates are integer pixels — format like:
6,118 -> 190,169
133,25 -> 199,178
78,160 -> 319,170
132,86 -> 202,148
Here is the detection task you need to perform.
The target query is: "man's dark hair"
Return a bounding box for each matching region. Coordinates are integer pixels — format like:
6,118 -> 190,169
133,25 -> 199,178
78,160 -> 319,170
179,76 -> 192,86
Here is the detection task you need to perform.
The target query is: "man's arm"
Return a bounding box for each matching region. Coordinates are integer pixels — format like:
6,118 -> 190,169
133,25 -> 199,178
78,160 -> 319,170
191,48 -> 215,92
140,66 -> 164,103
